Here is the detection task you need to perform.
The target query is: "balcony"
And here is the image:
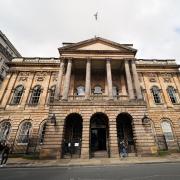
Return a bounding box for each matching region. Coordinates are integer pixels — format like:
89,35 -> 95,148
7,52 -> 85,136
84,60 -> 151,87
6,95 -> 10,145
54,94 -> 146,106
60,95 -> 129,101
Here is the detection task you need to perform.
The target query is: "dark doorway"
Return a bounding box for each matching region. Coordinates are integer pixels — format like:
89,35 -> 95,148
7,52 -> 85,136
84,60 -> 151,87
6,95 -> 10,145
62,113 -> 82,158
91,128 -> 106,151
116,113 -> 135,154
90,113 -> 109,158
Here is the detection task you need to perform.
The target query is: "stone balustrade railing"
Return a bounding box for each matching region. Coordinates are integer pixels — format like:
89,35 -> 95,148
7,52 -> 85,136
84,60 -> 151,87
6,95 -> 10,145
59,95 -> 129,101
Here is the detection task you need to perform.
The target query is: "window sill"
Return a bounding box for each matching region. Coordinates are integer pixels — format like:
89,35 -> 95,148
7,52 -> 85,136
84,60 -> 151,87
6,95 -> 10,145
8,103 -> 20,106
154,103 -> 164,105
172,103 -> 180,105
26,104 -> 39,107
17,143 -> 28,145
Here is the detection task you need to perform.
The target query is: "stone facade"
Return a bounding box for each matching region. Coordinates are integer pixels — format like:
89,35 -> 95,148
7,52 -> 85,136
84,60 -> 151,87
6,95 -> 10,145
0,30 -> 21,84
0,37 -> 180,159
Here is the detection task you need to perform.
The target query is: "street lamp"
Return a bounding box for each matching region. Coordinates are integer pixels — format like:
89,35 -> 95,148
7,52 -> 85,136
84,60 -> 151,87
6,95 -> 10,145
50,113 -> 56,125
142,114 -> 150,124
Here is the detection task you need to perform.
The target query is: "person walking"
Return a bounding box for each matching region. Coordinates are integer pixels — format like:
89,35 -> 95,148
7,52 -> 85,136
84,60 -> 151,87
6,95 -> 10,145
120,140 -> 127,158
0,141 -> 10,167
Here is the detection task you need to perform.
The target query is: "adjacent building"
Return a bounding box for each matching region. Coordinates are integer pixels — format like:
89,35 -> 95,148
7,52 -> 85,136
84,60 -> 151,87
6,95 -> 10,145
0,30 -> 21,84
0,37 -> 180,159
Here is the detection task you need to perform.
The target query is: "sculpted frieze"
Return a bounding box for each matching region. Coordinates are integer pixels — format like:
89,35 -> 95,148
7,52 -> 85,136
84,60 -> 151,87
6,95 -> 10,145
18,77 -> 28,82
36,72 -> 48,76
52,72 -> 58,82
19,72 -> 30,76
163,78 -> 171,83
36,76 -> 45,81
149,78 -> 156,82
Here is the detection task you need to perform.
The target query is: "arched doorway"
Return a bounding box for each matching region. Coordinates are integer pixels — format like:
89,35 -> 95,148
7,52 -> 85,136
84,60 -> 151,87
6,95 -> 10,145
116,113 -> 135,155
90,113 -> 109,158
62,113 -> 82,158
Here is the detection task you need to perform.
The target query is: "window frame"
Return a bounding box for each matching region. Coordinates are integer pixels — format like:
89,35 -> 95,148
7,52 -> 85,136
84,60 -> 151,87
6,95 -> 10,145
17,121 -> 32,144
29,85 -> 42,105
49,85 -> 56,103
76,86 -> 85,96
93,85 -> 103,95
151,86 -> 162,104
0,120 -> 11,141
161,120 -> 174,142
167,86 -> 178,104
10,85 -> 24,105
39,121 -> 47,145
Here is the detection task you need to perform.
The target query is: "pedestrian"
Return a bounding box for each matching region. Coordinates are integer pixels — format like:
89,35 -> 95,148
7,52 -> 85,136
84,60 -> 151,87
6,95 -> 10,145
0,141 -> 10,167
120,140 -> 127,158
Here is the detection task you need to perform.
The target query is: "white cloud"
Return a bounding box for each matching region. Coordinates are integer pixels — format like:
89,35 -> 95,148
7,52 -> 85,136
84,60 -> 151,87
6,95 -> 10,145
0,0 -> 180,62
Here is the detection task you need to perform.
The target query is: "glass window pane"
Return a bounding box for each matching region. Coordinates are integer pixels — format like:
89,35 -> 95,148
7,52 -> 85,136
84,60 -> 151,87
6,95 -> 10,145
18,122 -> 32,143
0,121 -> 11,141
77,86 -> 85,95
161,121 -> 174,141
11,85 -> 24,104
94,86 -> 102,94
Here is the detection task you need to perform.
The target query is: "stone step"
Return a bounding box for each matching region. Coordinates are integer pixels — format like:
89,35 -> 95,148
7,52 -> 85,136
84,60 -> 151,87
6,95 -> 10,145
91,150 -> 109,158
128,153 -> 136,157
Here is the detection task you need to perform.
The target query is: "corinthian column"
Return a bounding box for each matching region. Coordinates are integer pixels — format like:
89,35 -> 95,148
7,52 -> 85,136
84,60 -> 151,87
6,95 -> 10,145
85,58 -> 91,100
125,60 -> 135,100
54,59 -> 65,100
106,59 -> 113,99
62,59 -> 72,100
131,60 -> 143,99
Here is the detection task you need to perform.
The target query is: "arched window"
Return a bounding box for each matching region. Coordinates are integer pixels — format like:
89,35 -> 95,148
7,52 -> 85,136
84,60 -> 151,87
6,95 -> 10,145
167,86 -> 178,104
18,121 -> 32,143
29,85 -> 41,105
151,86 -> 161,104
0,121 -> 11,141
49,85 -> 56,103
11,85 -> 24,105
161,121 -> 174,141
39,122 -> 47,144
76,86 -> 85,96
112,86 -> 118,96
94,86 -> 102,95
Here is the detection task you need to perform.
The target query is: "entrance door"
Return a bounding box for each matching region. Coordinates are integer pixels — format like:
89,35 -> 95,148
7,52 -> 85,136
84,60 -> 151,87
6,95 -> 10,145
91,128 -> 106,151
62,113 -> 82,158
90,113 -> 109,158
116,113 -> 135,154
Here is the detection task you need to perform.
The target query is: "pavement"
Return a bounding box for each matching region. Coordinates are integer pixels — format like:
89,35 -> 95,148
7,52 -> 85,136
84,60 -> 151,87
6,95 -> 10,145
4,153 -> 180,168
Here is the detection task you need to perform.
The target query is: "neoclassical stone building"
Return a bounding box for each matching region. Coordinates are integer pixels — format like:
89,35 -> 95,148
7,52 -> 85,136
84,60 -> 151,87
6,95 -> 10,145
0,37 -> 180,159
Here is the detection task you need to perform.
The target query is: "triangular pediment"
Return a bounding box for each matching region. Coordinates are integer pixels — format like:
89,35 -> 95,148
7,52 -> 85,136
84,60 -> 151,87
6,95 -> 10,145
77,42 -> 119,51
59,37 -> 137,54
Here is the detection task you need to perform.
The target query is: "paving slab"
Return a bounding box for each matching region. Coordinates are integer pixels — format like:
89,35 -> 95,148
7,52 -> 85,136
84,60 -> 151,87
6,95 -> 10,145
4,153 -> 180,168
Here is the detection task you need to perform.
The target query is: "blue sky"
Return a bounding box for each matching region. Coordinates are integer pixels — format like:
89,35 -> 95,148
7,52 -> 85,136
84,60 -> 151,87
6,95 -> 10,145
1,0 -> 180,63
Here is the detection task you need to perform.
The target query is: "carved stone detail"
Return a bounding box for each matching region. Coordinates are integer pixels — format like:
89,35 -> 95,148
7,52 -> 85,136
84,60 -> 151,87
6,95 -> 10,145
18,77 -> 28,81
149,78 -> 156,82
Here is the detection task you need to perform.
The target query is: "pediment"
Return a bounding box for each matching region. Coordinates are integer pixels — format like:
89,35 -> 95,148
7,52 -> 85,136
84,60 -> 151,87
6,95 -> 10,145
59,37 -> 137,54
77,42 -> 119,51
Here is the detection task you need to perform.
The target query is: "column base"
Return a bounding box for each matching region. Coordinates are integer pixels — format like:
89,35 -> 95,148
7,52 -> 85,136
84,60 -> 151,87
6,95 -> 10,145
39,148 -> 61,159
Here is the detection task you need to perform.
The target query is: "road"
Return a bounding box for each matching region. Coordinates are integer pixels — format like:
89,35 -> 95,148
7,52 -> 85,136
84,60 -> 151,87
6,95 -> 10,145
0,163 -> 180,180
